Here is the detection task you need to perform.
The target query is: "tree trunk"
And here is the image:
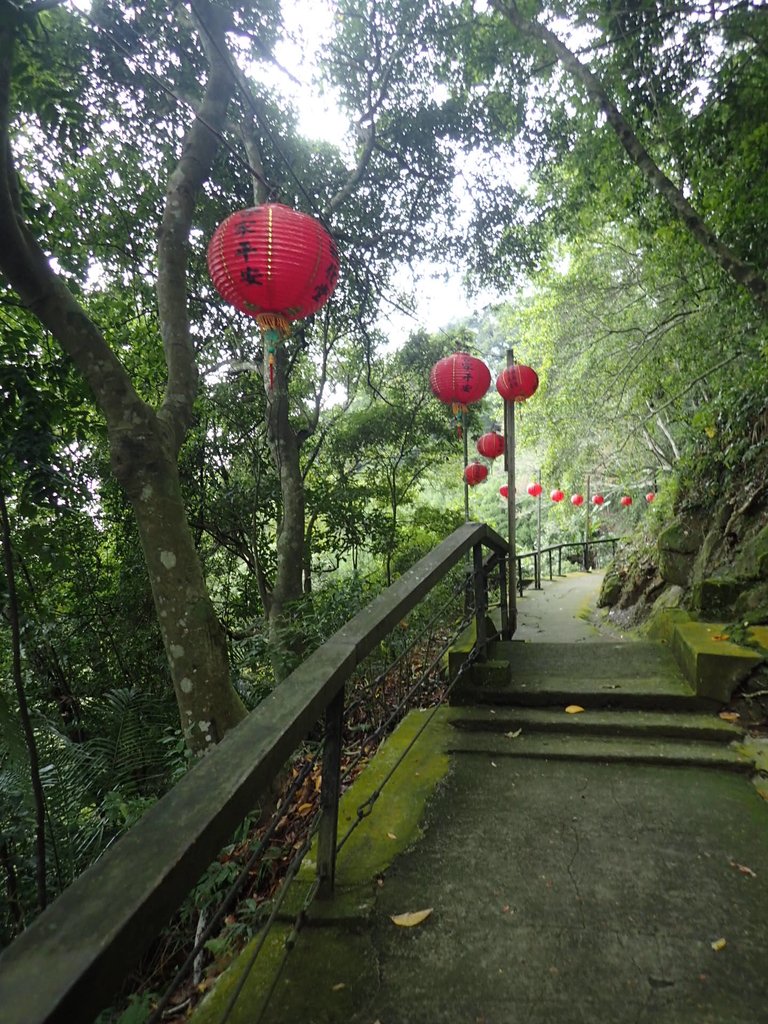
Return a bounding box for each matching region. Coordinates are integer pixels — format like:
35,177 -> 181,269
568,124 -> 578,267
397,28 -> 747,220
496,0 -> 768,314
262,331 -> 306,679
0,489 -> 47,912
0,8 -> 247,754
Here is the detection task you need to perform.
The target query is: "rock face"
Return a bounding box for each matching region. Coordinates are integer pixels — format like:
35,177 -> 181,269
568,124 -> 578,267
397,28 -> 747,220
658,518 -> 705,587
606,447 -> 768,627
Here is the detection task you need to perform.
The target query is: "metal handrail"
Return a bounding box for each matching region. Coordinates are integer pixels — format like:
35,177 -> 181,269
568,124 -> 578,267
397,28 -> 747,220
515,536 -> 623,594
0,522 -> 508,1024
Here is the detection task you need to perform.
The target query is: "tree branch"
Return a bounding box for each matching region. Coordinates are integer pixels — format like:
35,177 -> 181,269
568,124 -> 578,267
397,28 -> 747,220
493,0 -> 768,313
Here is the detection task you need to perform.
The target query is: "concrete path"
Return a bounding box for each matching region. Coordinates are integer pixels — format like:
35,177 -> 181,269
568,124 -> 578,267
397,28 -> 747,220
355,756 -> 768,1024
514,571 -> 617,643
192,573 -> 768,1024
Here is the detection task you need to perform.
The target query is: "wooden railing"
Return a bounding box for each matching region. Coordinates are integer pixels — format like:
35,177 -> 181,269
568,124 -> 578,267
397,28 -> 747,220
0,522 -> 508,1024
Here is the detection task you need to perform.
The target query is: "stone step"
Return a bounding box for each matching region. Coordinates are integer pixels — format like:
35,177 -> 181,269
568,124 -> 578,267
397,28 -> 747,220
453,672 -> 718,712
445,731 -> 750,772
449,706 -> 744,744
489,640 -> 684,679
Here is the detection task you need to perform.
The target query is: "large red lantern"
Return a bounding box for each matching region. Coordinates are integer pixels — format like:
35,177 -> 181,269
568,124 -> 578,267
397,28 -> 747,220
496,364 -> 539,403
499,484 -> 509,499
646,492 -> 656,503
208,204 -> 339,332
592,494 -> 605,506
620,495 -> 633,507
464,462 -> 489,487
571,494 -> 584,506
430,353 -> 491,408
527,482 -> 543,498
551,489 -> 564,503
476,431 -> 505,459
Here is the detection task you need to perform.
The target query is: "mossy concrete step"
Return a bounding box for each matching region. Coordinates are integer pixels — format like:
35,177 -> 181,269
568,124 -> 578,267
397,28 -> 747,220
449,706 -> 744,744
670,621 -> 764,703
446,731 -> 750,772
453,672 -> 718,712
490,640 -> 683,678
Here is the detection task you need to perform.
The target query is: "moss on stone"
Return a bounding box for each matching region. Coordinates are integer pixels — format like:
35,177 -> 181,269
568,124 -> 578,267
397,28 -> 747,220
190,709 -> 454,1024
691,576 -> 743,619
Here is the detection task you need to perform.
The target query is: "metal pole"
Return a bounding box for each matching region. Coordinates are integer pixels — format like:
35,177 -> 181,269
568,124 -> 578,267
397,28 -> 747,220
317,685 -> 344,899
535,466 -> 542,588
462,407 -> 469,523
585,473 -> 591,571
506,348 -> 517,635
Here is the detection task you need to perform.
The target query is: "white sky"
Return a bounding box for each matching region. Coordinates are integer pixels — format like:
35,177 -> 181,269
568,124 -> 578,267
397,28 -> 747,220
264,0 -> 503,343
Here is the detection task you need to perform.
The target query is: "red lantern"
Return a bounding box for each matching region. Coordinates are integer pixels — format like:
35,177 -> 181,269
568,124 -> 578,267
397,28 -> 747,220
496,364 -> 539,402
646,492 -> 656,503
430,353 -> 491,408
551,489 -> 564,503
571,494 -> 584,506
464,462 -> 489,487
592,494 -> 605,506
499,484 -> 509,499
620,495 -> 633,507
208,204 -> 339,332
476,431 -> 505,459
527,482 -> 543,498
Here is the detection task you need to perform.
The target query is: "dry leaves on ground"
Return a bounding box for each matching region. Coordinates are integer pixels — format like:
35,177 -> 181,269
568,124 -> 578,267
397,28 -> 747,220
390,908 -> 433,928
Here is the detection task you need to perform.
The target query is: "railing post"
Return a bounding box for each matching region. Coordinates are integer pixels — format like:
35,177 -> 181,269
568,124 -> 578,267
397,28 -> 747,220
473,543 -> 487,654
316,685 -> 345,899
558,546 -> 562,576
517,555 -> 523,597
498,554 -> 509,638
533,551 -> 540,590
548,549 -> 553,581
583,542 -> 588,571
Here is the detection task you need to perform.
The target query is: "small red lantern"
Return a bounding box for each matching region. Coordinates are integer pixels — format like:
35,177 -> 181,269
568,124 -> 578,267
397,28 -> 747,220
430,353 -> 491,408
464,462 -> 489,487
527,482 -> 543,498
208,204 -> 339,331
571,494 -> 584,506
496,364 -> 539,403
646,492 -> 656,503
499,484 -> 509,499
592,494 -> 605,506
551,489 -> 564,503
620,495 -> 633,507
476,431 -> 505,459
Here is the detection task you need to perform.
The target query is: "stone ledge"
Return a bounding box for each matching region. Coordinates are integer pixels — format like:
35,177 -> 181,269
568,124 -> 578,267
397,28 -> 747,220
670,621 -> 764,703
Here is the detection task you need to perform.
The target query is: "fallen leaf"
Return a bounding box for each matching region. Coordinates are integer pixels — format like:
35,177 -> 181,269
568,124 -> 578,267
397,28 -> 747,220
501,904 -> 510,914
387,832 -> 397,840
729,860 -> 756,877
390,908 -> 433,928
490,761 -> 498,767
331,982 -> 346,992
711,937 -> 727,952
711,634 -> 729,642
565,705 -> 585,714
718,711 -> 740,722
704,425 -> 717,438
505,728 -> 523,739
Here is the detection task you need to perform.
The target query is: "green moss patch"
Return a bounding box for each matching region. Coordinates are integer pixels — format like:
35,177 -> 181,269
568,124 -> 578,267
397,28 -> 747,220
191,709 -> 453,1024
